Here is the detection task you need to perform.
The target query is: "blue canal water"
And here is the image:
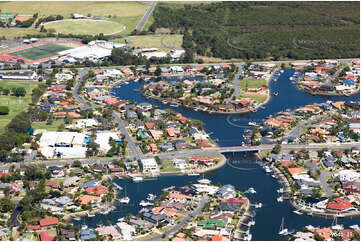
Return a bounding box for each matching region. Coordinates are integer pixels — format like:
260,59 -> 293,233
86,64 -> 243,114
76,69 -> 360,240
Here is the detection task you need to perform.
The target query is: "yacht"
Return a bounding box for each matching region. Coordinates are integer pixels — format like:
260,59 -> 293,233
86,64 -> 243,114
277,188 -> 284,193
244,233 -> 252,241
73,216 -> 81,221
117,217 -> 125,222
271,174 -> 276,178
248,122 -> 257,126
255,202 -> 262,208
170,102 -> 179,107
162,100 -> 168,104
87,212 -> 95,217
119,186 -> 130,204
273,92 -> 279,96
307,212 -> 313,216
248,220 -> 256,226
101,208 -> 111,215
147,193 -> 156,201
293,210 -> 302,215
277,196 -> 284,202
139,200 -> 154,207
132,176 -> 144,182
279,217 -> 288,235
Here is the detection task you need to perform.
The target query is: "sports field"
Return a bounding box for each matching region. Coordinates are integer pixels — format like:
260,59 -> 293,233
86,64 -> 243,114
45,19 -> 126,35
8,43 -> 77,61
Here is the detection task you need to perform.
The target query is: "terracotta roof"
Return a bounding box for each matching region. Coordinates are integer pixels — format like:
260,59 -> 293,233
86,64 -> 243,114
80,195 -> 101,205
287,167 -> 307,176
40,231 -> 55,241
39,217 -> 59,227
327,197 -> 352,211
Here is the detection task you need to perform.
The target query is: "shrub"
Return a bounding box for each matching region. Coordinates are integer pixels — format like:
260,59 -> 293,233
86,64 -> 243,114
0,106 -> 9,115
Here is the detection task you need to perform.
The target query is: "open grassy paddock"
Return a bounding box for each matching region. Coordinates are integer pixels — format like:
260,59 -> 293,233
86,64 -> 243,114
8,43 -> 78,61
0,2 -> 148,17
44,19 -> 126,35
0,81 -> 36,132
240,93 -> 268,104
121,34 -> 183,52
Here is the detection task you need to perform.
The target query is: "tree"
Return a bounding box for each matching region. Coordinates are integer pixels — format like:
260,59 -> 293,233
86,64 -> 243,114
0,198 -> 15,213
272,144 -> 281,154
14,87 -> 26,97
2,88 -> 9,96
0,106 -> 9,115
155,66 -> 162,76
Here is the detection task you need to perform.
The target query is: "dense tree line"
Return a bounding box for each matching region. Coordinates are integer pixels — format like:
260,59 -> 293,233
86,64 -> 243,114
35,15 -> 64,28
149,1 -> 360,60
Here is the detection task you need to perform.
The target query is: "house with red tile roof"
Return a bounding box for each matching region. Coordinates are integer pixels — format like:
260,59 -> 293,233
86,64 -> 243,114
85,185 -> 108,195
265,118 -> 281,127
80,195 -> 101,205
287,167 -> 307,176
149,130 -> 163,140
327,197 -> 352,212
39,217 -> 59,228
310,227 -> 332,240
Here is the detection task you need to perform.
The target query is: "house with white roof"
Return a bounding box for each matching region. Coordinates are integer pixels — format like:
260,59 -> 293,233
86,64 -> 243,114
141,158 -> 159,173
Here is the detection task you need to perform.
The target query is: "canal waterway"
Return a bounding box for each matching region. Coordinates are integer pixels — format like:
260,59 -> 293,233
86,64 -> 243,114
75,69 -> 359,240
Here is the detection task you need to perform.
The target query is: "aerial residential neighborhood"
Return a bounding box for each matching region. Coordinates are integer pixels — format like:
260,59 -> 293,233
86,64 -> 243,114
0,1 -> 359,242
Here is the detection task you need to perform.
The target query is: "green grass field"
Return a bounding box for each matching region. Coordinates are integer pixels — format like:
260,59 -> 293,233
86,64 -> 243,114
8,43 -> 77,61
239,79 -> 268,91
241,93 -> 268,103
31,120 -> 65,131
0,2 -> 148,17
121,34 -> 183,52
0,81 -> 36,132
44,19 -> 126,35
0,2 -> 148,37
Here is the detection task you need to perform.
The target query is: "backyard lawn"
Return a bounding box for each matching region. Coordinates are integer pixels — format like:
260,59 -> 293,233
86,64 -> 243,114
0,81 -> 36,132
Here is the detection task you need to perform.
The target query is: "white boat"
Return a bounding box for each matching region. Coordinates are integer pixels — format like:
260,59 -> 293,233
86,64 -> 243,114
293,210 -> 302,215
81,224 -> 88,230
277,188 -> 284,193
197,178 -> 211,184
73,216 -> 81,221
255,202 -> 262,208
289,77 -> 294,80
279,217 -> 288,235
248,220 -> 256,226
117,217 -> 125,222
244,233 -> 252,241
247,187 -> 257,194
162,100 -> 168,104
307,212 -> 313,216
139,200 -> 154,207
132,176 -> 143,182
271,174 -> 276,178
277,196 -> 284,202
248,122 -> 257,126
87,212 -> 95,217
147,193 -> 156,201
331,217 -> 344,230
124,81 -> 129,85
119,186 -> 130,204
101,208 -> 111,215
264,166 -> 272,173
113,183 -> 123,190
119,197 -> 130,204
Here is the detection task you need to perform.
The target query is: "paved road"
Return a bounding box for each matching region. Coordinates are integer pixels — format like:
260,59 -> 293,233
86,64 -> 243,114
135,1 -> 156,32
148,194 -> 209,241
305,160 -> 334,196
73,68 -> 93,110
112,111 -> 141,160
227,64 -> 243,101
